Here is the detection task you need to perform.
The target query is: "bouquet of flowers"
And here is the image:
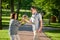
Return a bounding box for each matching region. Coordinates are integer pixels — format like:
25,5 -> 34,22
20,15 -> 28,25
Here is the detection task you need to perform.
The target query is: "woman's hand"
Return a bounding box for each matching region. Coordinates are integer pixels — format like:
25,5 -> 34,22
20,18 -> 26,25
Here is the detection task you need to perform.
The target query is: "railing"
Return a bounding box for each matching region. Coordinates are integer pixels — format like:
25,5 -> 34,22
0,38 -> 10,40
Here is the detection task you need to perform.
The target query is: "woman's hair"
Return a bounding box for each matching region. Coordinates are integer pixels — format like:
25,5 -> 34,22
11,12 -> 15,19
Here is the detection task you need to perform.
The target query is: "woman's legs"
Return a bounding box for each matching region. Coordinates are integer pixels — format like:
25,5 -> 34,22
10,35 -> 20,40
16,34 -> 20,40
10,35 -> 15,40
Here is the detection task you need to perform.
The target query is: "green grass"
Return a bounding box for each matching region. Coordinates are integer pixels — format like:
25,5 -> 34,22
45,30 -> 60,40
43,19 -> 60,28
0,30 -> 10,40
2,9 -> 30,12
44,23 -> 60,28
0,30 -> 60,40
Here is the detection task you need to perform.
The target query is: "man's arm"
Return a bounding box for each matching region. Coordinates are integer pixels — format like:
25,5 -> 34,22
38,20 -> 43,32
25,19 -> 32,24
38,14 -> 43,32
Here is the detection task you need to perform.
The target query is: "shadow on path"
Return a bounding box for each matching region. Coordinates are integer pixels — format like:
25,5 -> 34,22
19,24 -> 33,31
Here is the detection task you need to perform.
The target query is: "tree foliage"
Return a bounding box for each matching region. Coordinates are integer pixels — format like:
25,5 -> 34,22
32,0 -> 60,22
2,0 -> 60,22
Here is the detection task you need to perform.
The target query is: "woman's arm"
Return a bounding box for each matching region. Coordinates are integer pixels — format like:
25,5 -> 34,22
14,20 -> 21,27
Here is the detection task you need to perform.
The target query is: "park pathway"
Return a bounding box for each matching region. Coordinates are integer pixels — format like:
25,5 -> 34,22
18,24 -> 51,40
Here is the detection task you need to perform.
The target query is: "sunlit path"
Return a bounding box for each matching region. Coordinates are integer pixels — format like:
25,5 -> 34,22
18,24 -> 51,40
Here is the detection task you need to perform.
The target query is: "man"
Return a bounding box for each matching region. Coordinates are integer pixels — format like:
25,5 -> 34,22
24,6 -> 43,40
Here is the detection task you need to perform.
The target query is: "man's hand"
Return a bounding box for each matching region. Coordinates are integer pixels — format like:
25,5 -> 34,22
38,28 -> 42,33
38,20 -> 43,33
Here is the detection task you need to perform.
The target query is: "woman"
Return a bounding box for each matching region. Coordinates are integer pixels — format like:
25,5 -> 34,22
9,12 -> 21,40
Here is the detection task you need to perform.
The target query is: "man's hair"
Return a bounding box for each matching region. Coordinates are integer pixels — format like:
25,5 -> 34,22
31,6 -> 37,9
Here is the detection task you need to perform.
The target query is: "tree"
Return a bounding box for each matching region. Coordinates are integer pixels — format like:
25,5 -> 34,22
20,0 -> 33,9
16,0 -> 21,20
10,0 -> 14,13
0,0 -> 2,29
16,0 -> 33,19
2,0 -> 10,9
32,0 -> 60,22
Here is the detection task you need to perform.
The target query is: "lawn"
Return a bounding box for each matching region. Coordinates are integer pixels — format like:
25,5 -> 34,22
0,30 -> 60,40
43,19 -> 60,28
44,23 -> 60,28
45,30 -> 60,40
0,30 -> 10,40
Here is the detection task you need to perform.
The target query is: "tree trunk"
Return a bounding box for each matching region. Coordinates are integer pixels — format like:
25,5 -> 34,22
16,0 -> 21,20
10,0 -> 14,13
58,13 -> 60,23
0,0 -> 2,29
